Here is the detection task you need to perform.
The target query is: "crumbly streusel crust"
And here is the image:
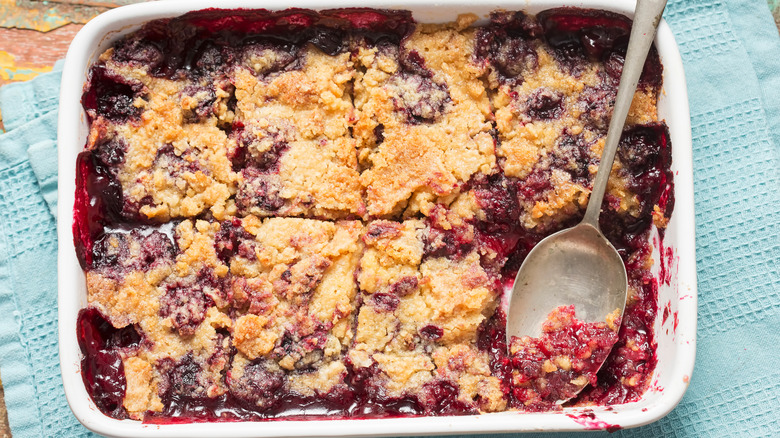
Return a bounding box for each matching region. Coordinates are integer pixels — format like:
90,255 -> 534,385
353,17 -> 497,218
231,46 -> 365,218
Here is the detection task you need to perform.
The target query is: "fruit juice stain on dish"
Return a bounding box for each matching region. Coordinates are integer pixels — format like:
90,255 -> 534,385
566,411 -> 622,432
73,6 -> 674,422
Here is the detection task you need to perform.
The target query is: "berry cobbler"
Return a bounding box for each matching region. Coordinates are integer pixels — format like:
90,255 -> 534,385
74,7 -> 674,422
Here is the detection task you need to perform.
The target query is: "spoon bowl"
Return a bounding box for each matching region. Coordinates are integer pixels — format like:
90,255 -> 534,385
506,222 -> 627,340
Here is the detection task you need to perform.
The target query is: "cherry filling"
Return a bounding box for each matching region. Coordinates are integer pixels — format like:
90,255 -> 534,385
537,7 -> 662,87
74,6 -> 673,422
508,306 -> 619,411
142,360 -> 478,423
160,271 -> 219,337
475,11 -> 541,85
81,65 -> 145,124
73,141 -> 160,269
90,230 -> 175,281
74,152 -> 103,269
388,49 -> 452,124
104,8 -> 413,85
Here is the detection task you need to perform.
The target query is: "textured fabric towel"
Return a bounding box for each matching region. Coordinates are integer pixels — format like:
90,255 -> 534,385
0,0 -> 778,436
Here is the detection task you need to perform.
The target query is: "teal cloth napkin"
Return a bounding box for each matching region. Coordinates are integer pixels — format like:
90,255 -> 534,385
1,0 -> 778,436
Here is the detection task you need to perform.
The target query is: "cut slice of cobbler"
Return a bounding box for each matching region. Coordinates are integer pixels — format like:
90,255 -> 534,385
353,17 -> 497,218
219,216 -> 363,414
351,217 -> 507,414
82,40 -> 239,223
81,216 -> 364,420
229,42 -> 365,219
84,221 -> 234,419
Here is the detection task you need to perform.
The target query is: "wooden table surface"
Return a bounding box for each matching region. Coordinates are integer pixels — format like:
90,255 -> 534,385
0,1 -> 778,436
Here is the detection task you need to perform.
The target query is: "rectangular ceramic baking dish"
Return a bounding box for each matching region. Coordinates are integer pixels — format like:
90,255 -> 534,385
57,0 -> 697,436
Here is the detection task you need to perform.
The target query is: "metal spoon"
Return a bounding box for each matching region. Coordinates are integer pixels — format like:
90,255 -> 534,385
505,0 -> 668,398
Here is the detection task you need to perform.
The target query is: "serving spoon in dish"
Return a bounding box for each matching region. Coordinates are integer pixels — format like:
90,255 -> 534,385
505,0 -> 668,403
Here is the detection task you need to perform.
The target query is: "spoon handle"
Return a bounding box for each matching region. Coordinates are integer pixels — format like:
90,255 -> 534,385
582,0 -> 668,227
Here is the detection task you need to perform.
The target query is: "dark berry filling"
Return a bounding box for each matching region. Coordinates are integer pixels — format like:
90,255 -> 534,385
471,173 -> 521,231
475,11 -> 541,85
73,139 -> 162,259
82,65 -> 146,123
160,269 -> 219,336
142,358 -> 479,423
419,325 -> 444,341
158,354 -> 209,399
230,125 -> 292,214
103,8 -> 413,84
389,71 -> 451,124
228,360 -> 286,409
77,308 -> 143,418
537,8 -> 662,87
90,229 -> 175,278
602,123 -> 673,256
214,217 -> 255,263
93,136 -> 127,168
182,85 -> 218,122
154,144 -> 205,177
235,169 -> 286,214
537,8 -> 630,70
74,152 -> 106,269
344,361 -> 478,418
526,88 -> 564,120
389,276 -> 418,296
418,380 -> 474,415
236,134 -> 290,173
551,132 -> 595,185
112,36 -> 165,70
422,221 -> 475,260
619,123 -> 674,215
366,45 -> 452,124
371,293 -> 400,312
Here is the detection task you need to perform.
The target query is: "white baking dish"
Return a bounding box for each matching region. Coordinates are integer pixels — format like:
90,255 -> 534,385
57,0 -> 696,436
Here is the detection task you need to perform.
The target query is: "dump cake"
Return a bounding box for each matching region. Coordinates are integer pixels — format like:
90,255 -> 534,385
74,7 -> 673,422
